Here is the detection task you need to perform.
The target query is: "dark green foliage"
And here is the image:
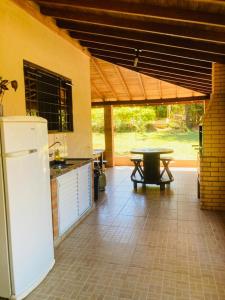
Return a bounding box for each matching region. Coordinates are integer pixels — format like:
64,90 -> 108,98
155,105 -> 167,118
91,103 -> 204,133
145,122 -> 157,132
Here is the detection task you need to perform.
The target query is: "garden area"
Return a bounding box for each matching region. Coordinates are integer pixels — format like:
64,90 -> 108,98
92,104 -> 204,160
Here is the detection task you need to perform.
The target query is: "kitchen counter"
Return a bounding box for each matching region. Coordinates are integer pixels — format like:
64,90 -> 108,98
50,158 -> 93,245
50,158 -> 93,179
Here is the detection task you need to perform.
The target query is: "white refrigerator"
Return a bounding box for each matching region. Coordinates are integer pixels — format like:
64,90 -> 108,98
0,116 -> 55,299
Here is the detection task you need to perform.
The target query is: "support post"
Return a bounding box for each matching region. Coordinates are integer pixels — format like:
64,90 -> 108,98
104,105 -> 115,167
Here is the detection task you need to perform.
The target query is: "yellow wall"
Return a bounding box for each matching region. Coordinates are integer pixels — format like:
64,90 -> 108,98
0,0 -> 93,158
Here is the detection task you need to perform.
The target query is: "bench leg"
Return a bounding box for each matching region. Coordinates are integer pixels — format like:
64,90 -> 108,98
160,160 -> 174,181
160,183 -> 165,191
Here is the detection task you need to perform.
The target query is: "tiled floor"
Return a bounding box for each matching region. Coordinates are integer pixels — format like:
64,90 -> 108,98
26,167 -> 225,300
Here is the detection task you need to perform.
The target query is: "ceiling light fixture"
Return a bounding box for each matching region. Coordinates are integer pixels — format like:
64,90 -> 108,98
133,49 -> 142,67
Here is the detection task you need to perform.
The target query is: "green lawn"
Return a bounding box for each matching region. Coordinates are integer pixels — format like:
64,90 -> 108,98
93,130 -> 199,160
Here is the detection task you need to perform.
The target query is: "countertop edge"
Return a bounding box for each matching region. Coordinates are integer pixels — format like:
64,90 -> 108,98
50,158 -> 93,179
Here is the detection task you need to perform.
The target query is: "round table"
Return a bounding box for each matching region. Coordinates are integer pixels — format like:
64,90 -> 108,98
130,148 -> 174,189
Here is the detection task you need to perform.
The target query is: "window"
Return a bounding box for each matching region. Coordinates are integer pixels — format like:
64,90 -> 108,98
24,61 -> 73,132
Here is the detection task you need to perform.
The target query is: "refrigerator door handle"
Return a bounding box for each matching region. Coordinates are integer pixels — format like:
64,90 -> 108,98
4,149 -> 38,158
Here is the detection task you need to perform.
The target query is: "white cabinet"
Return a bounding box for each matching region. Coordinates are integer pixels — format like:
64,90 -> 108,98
57,163 -> 92,237
78,163 -> 92,216
57,169 -> 78,236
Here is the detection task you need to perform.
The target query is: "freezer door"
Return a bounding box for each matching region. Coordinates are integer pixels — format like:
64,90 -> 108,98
1,121 -> 38,154
2,122 -> 54,297
0,151 -> 11,298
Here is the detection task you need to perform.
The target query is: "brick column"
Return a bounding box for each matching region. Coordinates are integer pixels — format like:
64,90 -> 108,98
104,105 -> 115,167
200,63 -> 225,210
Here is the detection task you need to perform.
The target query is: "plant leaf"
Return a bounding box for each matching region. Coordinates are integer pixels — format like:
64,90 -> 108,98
2,85 -> 9,90
11,80 -> 18,91
1,80 -> 9,85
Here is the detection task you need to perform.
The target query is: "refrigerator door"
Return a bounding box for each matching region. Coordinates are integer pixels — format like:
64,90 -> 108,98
1,121 -> 37,154
1,119 -> 54,298
0,146 -> 11,298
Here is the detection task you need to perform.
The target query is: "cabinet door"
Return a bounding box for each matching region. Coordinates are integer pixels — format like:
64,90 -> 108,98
57,170 -> 78,236
78,163 -> 92,216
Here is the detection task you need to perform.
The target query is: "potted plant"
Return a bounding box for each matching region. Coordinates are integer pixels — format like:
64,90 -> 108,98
0,77 -> 18,116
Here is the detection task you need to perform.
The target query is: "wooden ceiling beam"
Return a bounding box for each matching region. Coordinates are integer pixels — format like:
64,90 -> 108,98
90,48 -> 211,72
91,81 -> 104,99
114,66 -> 132,100
138,74 -> 147,100
134,68 -> 211,85
92,58 -> 118,99
70,31 -> 225,63
105,65 -> 212,94
81,41 -> 212,69
54,20 -> 225,55
140,73 -> 211,94
134,70 -> 211,91
91,96 -> 210,107
39,7 -> 225,45
36,0 -> 225,28
93,56 -> 211,81
91,51 -> 211,75
114,64 -> 212,93
116,65 -> 212,91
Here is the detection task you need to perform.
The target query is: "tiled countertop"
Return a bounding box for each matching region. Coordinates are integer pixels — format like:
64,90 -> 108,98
50,158 -> 93,179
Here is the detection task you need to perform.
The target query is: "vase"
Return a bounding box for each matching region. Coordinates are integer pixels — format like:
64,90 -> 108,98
0,104 -> 3,116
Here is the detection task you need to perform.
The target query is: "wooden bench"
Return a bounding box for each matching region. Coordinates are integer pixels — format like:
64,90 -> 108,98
130,157 -> 144,189
160,156 -> 174,181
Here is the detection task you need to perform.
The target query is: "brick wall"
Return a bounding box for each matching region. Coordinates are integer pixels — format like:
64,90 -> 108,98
200,63 -> 225,210
50,178 -> 59,238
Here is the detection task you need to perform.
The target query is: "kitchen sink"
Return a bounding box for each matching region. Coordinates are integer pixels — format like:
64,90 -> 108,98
51,164 -> 73,170
50,160 -> 74,169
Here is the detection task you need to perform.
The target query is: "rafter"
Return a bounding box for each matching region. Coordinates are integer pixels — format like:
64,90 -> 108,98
36,0 -> 225,28
140,74 -> 211,94
136,69 -> 211,87
137,72 -> 211,93
92,58 -> 118,100
138,74 -> 147,100
115,65 -> 212,92
70,31 -> 225,63
81,41 -> 212,69
94,56 -> 211,82
91,81 -> 103,99
37,6 -> 225,45
52,20 -> 225,55
134,68 -> 212,92
114,66 -> 132,100
91,51 -> 211,75
92,96 -> 210,107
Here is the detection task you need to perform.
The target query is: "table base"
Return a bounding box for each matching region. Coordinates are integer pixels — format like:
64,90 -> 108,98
131,175 -> 173,190
130,153 -> 174,190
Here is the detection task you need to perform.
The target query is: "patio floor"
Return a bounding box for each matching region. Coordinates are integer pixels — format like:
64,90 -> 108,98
26,167 -> 225,300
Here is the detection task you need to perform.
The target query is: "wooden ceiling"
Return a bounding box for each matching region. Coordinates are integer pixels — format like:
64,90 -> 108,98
34,0 -> 225,103
91,57 -> 207,106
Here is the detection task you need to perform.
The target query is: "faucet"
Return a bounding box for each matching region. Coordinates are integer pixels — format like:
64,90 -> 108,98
48,141 -> 61,149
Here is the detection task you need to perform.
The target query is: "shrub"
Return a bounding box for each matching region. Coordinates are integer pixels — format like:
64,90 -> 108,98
145,122 -> 157,132
114,122 -> 138,132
